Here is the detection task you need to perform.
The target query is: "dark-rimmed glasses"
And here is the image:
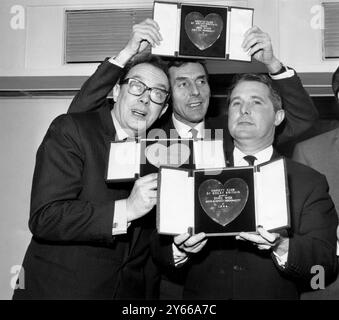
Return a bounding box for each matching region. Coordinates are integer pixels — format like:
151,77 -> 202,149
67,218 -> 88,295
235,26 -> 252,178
121,78 -> 169,105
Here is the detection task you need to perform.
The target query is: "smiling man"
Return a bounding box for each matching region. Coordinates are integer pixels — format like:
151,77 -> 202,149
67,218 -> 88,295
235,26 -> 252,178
152,73 -> 338,299
13,26 -> 170,299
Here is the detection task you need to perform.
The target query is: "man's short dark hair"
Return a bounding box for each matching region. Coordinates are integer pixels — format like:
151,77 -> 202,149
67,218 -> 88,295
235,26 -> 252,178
332,66 -> 339,101
119,53 -> 169,83
226,73 -> 282,112
167,58 -> 209,81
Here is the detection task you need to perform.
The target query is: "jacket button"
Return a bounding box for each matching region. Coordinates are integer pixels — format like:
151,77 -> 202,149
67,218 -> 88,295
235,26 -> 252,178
233,265 -> 242,271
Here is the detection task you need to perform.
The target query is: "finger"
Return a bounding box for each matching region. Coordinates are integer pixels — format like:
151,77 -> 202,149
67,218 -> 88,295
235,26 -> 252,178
143,18 -> 160,30
242,33 -> 267,51
183,232 -> 206,247
238,232 -> 270,245
134,25 -> 162,45
247,43 -> 266,57
174,233 -> 191,246
138,173 -> 158,183
257,227 -> 279,243
185,239 -> 208,253
257,244 -> 272,250
243,25 -> 261,38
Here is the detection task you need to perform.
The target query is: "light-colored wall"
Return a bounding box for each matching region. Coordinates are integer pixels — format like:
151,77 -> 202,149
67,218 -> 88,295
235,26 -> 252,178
0,98 -> 71,299
0,0 -> 339,300
1,0 -> 338,77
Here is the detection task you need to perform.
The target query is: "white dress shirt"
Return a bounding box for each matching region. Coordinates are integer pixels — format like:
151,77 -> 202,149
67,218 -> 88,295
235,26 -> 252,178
111,111 -> 132,235
172,114 -> 205,139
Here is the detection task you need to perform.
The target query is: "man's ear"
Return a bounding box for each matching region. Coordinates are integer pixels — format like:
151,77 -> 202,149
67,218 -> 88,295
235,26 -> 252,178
159,103 -> 169,118
112,84 -> 120,103
274,109 -> 285,127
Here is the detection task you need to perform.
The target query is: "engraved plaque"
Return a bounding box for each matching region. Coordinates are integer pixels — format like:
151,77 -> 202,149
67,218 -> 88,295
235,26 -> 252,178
184,12 -> 223,51
198,178 -> 249,226
145,142 -> 190,168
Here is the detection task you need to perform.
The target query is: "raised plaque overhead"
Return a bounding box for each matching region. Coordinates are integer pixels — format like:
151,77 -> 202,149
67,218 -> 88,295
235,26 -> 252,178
152,1 -> 254,61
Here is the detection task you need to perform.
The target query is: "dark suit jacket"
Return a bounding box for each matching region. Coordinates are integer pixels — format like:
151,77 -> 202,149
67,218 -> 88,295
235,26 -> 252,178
13,105 -> 157,300
151,151 -> 338,300
293,127 -> 339,299
67,60 -> 319,155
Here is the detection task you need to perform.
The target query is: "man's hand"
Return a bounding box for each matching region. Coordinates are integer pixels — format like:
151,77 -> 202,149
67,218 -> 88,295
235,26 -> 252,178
174,232 -> 208,255
242,26 -> 282,74
236,226 -> 289,256
115,19 -> 162,66
126,173 -> 158,222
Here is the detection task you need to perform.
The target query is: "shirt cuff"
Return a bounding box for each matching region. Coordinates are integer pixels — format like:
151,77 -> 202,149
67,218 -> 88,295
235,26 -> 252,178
270,67 -> 295,80
112,199 -> 130,235
172,243 -> 188,267
108,57 -> 125,68
273,250 -> 289,268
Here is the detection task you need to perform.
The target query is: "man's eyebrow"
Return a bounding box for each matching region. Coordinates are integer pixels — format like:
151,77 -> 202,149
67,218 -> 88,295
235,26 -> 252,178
174,74 -> 207,81
129,75 -> 168,90
250,95 -> 266,102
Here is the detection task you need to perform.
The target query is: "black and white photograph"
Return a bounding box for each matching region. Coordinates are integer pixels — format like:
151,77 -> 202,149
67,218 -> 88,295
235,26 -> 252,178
1,0 -> 339,307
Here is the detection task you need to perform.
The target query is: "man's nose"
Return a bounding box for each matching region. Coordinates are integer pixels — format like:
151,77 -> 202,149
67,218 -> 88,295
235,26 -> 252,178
138,90 -> 151,105
240,102 -> 251,114
190,83 -> 200,96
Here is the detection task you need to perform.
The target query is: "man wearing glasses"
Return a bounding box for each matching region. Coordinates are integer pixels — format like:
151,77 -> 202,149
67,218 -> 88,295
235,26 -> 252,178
67,18 -> 318,298
13,22 -> 170,299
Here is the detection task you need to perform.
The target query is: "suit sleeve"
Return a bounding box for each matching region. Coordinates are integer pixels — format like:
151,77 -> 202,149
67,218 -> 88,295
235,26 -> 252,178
282,174 -> 338,285
68,60 -> 123,113
29,115 -> 116,243
273,71 -> 319,146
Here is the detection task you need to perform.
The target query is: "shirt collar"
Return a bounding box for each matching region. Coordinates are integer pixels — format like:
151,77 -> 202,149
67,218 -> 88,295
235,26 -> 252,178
111,111 -> 130,141
233,145 -> 273,167
172,114 -> 205,139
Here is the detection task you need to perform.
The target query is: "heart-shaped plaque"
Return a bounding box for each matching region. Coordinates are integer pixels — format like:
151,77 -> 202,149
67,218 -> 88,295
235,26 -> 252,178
198,178 -> 249,227
184,12 -> 223,51
145,142 -> 190,168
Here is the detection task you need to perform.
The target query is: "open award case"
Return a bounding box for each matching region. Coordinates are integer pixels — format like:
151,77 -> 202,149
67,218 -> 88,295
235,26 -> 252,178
157,158 -> 290,236
106,138 -> 226,182
152,1 -> 254,61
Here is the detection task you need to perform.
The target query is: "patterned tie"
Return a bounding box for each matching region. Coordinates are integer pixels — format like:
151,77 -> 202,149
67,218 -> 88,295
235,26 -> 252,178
190,128 -> 199,140
243,155 -> 257,166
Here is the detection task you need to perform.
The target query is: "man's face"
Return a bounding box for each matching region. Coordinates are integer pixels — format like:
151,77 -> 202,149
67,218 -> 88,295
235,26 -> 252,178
169,62 -> 210,126
113,63 -> 169,136
228,80 -> 284,148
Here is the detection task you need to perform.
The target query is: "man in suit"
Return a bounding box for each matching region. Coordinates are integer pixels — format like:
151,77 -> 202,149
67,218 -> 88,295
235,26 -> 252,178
152,73 -> 338,299
13,22 -> 170,299
67,18 -> 319,299
68,21 -> 318,154
293,66 -> 339,299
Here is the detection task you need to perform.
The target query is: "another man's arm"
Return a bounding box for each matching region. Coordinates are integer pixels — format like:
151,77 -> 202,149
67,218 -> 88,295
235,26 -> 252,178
68,19 -> 162,114
243,26 -> 319,147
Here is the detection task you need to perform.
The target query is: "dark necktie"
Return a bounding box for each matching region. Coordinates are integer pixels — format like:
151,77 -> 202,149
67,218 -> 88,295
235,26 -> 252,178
190,128 -> 199,140
243,155 -> 257,166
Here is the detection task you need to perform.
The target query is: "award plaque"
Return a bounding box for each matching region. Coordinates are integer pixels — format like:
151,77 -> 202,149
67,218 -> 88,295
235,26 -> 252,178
152,1 -> 254,61
106,138 -> 226,181
157,158 -> 290,236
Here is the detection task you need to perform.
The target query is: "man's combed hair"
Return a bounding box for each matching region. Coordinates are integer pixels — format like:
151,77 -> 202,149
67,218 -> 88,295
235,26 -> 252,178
167,58 -> 209,80
332,66 -> 339,101
119,53 -> 169,83
226,73 -> 282,112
